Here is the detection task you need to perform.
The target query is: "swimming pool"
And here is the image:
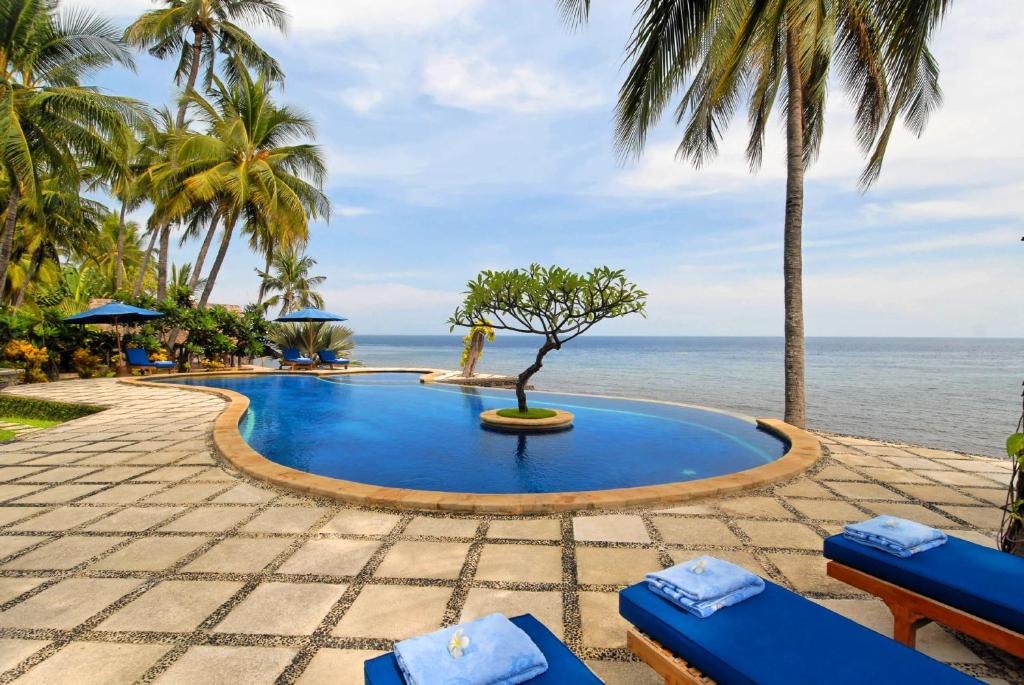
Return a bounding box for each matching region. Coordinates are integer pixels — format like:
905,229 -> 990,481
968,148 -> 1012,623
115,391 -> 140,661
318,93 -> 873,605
168,373 -> 788,494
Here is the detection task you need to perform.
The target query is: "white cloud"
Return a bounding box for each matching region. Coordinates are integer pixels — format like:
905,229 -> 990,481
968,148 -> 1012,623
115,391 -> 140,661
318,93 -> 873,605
336,88 -> 384,114
423,53 -> 604,113
611,0 -> 1024,199
272,0 -> 482,39
320,283 -> 462,332
336,205 -> 373,218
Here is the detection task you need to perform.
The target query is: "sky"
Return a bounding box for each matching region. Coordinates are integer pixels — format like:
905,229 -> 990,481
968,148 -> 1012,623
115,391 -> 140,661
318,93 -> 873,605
84,0 -> 1023,337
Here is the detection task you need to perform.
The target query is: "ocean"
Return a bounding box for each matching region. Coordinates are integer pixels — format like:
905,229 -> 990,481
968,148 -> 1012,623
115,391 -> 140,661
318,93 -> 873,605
352,335 -> 1023,458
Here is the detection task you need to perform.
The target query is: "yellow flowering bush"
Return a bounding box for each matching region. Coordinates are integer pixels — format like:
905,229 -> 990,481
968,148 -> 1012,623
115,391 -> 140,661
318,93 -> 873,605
71,349 -> 104,379
200,359 -> 225,371
149,349 -> 169,362
3,340 -> 48,383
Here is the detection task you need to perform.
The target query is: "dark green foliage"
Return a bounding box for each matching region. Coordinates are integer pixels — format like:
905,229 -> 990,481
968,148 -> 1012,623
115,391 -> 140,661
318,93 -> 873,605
0,395 -> 102,423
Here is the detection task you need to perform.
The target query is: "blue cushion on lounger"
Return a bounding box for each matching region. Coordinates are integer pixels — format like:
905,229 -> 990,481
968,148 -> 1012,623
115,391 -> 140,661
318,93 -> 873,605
825,533 -> 1024,635
363,614 -> 601,685
619,581 -> 978,685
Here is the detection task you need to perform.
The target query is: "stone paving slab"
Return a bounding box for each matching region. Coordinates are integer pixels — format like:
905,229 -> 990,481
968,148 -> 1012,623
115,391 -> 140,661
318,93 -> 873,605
0,379 -> 1018,684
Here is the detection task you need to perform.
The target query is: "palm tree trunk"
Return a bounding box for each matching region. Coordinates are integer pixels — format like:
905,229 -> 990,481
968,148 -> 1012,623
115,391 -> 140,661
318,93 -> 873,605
133,224 -> 161,297
255,247 -> 273,306
516,338 -> 558,412
0,184 -> 21,302
157,222 -> 171,299
115,199 -> 128,292
198,218 -> 234,308
176,28 -> 205,129
13,247 -> 43,308
783,28 -> 807,429
189,209 -> 221,289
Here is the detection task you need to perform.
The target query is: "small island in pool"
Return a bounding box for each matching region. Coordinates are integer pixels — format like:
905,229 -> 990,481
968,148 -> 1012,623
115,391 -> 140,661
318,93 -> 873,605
167,373 -> 788,494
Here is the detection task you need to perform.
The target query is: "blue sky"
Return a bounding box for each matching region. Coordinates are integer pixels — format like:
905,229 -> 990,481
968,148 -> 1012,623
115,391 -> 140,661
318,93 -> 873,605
86,0 -> 1023,337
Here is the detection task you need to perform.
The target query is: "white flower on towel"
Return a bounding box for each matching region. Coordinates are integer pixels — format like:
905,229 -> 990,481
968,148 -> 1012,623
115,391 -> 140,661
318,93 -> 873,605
448,629 -> 470,658
881,517 -> 901,529
689,559 -> 707,575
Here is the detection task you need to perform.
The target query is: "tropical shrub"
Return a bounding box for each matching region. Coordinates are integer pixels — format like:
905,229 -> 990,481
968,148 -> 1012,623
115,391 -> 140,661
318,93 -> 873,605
71,349 -> 104,379
200,359 -> 225,371
1001,390 -> 1024,556
3,340 -> 48,383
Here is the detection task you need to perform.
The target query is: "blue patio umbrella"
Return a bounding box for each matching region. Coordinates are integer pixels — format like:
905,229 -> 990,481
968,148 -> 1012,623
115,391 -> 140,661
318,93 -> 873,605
64,302 -> 165,373
275,307 -> 347,359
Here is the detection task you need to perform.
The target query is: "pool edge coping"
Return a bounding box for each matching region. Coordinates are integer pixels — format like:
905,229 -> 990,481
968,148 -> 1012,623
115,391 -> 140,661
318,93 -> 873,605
121,372 -> 822,513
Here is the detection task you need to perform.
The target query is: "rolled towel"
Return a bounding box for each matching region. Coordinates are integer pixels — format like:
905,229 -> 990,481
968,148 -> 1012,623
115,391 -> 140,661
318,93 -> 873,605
843,516 -> 947,558
646,555 -> 765,619
394,613 -> 548,685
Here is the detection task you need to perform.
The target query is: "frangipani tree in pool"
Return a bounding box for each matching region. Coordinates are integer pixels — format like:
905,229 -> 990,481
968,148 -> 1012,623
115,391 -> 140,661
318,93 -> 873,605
449,265 -> 647,415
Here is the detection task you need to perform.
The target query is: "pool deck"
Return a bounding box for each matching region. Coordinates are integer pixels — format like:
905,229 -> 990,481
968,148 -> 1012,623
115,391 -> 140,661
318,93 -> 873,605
0,377 -> 1019,684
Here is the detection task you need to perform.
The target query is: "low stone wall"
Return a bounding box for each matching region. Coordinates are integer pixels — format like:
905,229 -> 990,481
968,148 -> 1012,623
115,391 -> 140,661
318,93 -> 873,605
437,375 -> 525,389
0,369 -> 23,389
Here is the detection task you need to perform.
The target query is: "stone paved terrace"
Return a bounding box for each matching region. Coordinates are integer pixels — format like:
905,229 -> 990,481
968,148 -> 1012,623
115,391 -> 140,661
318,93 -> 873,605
0,378 -> 1020,684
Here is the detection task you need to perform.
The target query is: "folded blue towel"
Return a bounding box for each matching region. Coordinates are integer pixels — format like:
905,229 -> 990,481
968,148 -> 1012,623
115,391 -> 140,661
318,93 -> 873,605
843,516 -> 947,558
394,613 -> 548,685
645,555 -> 765,619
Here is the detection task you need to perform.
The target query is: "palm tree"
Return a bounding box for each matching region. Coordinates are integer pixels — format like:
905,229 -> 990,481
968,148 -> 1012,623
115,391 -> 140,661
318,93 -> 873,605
564,0 -> 950,427
272,321 -> 353,359
156,70 -> 329,308
124,0 -> 287,129
89,122 -> 158,292
76,212 -> 151,296
7,176 -> 105,307
0,0 -> 143,300
257,246 -> 325,316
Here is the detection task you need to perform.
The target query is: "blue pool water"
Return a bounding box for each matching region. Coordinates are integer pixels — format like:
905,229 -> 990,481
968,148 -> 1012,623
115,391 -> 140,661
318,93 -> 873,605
169,373 -> 787,494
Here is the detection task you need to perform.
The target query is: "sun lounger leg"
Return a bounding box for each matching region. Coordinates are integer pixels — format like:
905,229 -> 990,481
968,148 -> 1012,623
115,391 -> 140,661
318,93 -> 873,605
886,601 -> 930,648
626,628 -> 717,685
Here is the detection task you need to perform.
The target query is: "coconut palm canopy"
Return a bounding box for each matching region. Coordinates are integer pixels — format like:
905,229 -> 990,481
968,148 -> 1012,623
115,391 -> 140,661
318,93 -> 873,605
561,0 -> 951,427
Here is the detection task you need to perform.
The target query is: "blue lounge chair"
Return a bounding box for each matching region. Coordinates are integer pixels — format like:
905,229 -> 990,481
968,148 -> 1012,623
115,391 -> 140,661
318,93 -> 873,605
620,580 -> 979,684
825,533 -> 1024,658
364,614 -> 602,685
279,347 -> 314,370
125,347 -> 176,374
317,349 -> 349,369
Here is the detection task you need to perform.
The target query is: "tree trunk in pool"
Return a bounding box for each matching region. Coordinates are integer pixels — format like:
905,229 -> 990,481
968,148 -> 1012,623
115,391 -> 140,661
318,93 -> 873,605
783,27 -> 807,429
516,339 -> 558,413
0,183 -> 21,302
198,217 -> 234,308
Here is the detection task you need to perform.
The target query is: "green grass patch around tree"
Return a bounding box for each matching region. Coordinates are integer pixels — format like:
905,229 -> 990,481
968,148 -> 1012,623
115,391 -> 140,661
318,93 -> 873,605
0,396 -> 103,424
495,408 -> 558,420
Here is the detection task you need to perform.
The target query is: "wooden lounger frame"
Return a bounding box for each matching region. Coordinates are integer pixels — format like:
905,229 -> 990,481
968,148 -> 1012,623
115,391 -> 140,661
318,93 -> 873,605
627,627 -> 716,685
826,560 -> 1024,658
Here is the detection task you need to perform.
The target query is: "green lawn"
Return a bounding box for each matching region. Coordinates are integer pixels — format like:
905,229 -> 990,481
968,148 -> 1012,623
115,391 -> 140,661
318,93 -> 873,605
0,429 -> 14,442
0,416 -> 61,429
495,408 -> 558,420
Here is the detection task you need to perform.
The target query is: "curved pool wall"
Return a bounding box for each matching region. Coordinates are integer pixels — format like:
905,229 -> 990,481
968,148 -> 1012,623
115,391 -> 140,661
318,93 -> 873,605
156,372 -> 788,494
